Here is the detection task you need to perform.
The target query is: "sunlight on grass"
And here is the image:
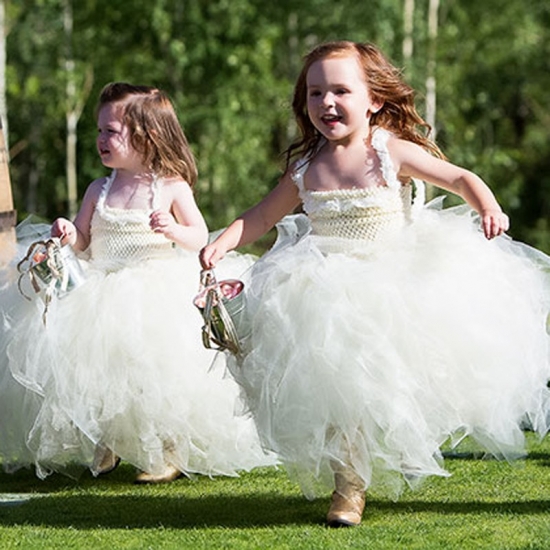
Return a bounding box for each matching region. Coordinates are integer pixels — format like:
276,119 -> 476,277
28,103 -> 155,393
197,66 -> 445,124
0,434 -> 549,549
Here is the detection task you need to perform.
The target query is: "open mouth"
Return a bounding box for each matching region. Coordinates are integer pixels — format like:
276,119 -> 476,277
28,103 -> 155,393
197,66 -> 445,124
321,114 -> 342,125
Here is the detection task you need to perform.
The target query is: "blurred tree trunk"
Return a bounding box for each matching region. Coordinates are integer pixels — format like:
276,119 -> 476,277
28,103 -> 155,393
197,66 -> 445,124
426,0 -> 439,139
63,0 -> 92,219
0,0 -> 7,151
424,0 -> 439,201
402,0 -> 414,64
64,0 -> 78,219
0,117 -> 15,264
0,0 -> 14,263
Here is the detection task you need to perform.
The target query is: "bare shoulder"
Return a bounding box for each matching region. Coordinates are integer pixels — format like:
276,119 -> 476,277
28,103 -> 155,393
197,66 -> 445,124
277,158 -> 307,187
282,161 -> 300,181
158,176 -> 199,215
159,176 -> 193,196
385,136 -> 437,176
82,176 -> 108,203
385,135 -> 426,157
72,176 -> 108,229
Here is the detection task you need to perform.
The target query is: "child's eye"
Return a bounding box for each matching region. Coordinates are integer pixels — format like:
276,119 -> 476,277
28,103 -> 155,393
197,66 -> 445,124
308,90 -> 321,97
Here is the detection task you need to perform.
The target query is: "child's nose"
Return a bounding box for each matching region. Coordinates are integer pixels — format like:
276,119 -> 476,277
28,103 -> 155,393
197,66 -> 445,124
321,93 -> 335,106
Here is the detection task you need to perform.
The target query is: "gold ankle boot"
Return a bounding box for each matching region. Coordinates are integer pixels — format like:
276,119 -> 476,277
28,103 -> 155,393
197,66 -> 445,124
134,463 -> 183,484
326,470 -> 366,527
92,446 -> 121,476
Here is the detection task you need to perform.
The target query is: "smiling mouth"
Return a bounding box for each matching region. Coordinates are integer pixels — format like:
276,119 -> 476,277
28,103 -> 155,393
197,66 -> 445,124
321,114 -> 342,124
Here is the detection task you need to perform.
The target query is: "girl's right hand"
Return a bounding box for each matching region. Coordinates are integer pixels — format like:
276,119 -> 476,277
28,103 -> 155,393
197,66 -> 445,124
51,218 -> 77,246
480,209 -> 509,240
199,243 -> 226,269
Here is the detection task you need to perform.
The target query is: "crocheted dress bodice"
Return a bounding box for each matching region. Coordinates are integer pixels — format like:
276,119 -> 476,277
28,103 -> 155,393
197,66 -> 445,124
89,171 -> 174,269
291,128 -> 421,242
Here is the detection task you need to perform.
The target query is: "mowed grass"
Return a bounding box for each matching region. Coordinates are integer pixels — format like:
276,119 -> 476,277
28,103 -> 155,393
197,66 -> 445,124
0,433 -> 549,549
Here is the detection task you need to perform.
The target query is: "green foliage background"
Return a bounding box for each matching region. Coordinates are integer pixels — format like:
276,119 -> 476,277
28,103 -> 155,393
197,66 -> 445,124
5,0 -> 550,252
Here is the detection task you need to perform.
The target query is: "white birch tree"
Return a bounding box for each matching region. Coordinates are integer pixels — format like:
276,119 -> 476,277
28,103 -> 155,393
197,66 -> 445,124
403,0 -> 414,64
426,0 -> 439,139
63,0 -> 92,219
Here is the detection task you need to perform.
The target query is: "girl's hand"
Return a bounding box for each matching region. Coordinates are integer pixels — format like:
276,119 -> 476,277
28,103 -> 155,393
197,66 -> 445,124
51,218 -> 77,246
481,209 -> 509,240
150,210 -> 178,240
199,243 -> 226,269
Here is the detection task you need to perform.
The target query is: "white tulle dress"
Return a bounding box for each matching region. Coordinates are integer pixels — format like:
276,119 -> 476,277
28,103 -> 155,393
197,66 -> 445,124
0,171 -> 275,479
227,128 -> 550,498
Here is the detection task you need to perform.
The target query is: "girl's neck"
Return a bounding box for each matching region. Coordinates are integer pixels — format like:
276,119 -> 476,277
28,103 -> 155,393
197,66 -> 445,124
323,134 -> 371,157
306,128 -> 384,191
323,126 -> 373,153
105,169 -> 158,211
112,168 -> 157,187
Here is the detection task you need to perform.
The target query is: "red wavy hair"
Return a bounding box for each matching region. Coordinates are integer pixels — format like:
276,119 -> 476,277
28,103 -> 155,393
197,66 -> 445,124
285,41 -> 443,167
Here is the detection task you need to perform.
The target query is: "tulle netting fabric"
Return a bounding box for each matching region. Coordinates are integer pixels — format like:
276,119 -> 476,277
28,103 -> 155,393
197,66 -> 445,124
0,173 -> 276,479
226,129 -> 550,499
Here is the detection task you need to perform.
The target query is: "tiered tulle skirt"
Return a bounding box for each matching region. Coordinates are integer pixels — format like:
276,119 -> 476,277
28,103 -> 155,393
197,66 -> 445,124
227,204 -> 550,498
0,228 -> 275,479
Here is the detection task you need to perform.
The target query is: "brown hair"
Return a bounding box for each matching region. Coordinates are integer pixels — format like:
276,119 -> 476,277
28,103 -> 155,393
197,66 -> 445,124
285,40 -> 443,167
97,82 -> 198,186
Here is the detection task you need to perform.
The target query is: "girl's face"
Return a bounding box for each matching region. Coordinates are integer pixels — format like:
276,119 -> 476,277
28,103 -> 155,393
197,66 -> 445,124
306,55 -> 382,145
96,103 -> 142,170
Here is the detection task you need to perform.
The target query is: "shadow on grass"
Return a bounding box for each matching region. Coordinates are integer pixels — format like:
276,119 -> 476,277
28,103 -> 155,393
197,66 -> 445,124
0,493 -> 326,529
1,492 -> 549,530
0,492 -> 548,530
0,464 -> 549,530
520,451 -> 550,468
0,465 -> 326,528
442,450 -> 550,468
2,441 -> 550,530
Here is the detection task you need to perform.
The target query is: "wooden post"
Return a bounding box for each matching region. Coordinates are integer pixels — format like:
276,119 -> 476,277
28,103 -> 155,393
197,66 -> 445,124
0,116 -> 16,266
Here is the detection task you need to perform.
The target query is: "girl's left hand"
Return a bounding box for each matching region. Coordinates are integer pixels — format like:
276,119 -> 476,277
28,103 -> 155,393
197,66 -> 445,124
481,209 -> 509,240
150,210 -> 178,240
51,218 -> 77,246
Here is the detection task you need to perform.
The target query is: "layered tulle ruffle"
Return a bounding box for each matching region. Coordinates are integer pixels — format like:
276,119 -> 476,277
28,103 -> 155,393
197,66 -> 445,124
228,204 -> 550,498
0,233 -> 274,479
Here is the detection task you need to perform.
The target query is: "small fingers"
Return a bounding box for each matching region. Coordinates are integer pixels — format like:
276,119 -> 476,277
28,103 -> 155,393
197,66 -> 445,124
51,219 -> 76,245
199,247 -> 218,269
483,212 -> 509,240
150,211 -> 170,232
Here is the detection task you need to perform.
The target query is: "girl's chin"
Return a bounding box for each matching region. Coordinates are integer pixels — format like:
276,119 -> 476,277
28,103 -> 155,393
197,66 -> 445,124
316,126 -> 346,139
99,158 -> 114,167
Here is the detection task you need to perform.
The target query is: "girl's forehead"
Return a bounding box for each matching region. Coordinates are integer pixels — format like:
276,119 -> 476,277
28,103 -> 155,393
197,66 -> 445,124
306,55 -> 364,84
98,102 -> 125,124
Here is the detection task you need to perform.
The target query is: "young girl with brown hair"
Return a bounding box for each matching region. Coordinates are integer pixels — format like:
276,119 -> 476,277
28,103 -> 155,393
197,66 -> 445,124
200,41 -> 550,527
0,82 -> 274,483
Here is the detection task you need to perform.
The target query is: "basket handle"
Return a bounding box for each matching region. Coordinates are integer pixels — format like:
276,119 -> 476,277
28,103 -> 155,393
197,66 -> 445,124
198,269 -> 242,355
16,237 -> 65,325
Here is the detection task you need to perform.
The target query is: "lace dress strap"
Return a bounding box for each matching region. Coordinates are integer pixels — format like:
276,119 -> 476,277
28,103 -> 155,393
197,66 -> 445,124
371,128 -> 425,213
95,170 -> 115,215
290,158 -> 311,195
95,170 -> 161,224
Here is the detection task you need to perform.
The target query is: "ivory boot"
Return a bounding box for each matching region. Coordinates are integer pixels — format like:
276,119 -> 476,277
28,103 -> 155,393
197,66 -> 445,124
134,463 -> 184,484
134,441 -> 185,484
92,445 -> 121,476
326,469 -> 366,527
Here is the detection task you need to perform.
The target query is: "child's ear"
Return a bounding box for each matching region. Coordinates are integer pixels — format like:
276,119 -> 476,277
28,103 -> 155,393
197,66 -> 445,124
368,99 -> 384,115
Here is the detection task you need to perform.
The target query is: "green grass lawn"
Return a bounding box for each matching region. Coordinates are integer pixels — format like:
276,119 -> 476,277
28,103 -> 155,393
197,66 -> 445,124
0,433 -> 549,549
